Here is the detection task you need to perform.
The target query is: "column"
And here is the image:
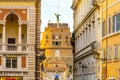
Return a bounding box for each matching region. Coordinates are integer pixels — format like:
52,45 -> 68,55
86,28 -> 87,46
18,23 -> 22,51
83,31 -> 85,48
87,27 -> 89,45
2,23 -> 6,51
88,24 -> 91,44
80,34 -> 82,50
91,23 -> 93,43
75,38 -> 77,53
93,22 -> 95,41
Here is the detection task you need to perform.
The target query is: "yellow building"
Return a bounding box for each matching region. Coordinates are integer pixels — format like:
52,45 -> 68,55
0,0 -> 42,80
40,23 -> 73,80
102,0 -> 120,80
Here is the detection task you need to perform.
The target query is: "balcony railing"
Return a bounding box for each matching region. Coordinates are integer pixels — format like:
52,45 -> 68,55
0,44 -> 33,52
6,44 -> 18,51
22,45 -> 27,51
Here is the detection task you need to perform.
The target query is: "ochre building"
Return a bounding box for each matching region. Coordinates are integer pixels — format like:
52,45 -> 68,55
102,0 -> 120,80
40,23 -> 73,80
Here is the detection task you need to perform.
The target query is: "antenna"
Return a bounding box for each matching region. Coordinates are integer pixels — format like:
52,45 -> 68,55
57,0 -> 59,14
55,0 -> 60,28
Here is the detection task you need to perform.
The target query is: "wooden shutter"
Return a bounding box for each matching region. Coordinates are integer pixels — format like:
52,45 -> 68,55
21,56 -> 26,68
0,56 -> 1,66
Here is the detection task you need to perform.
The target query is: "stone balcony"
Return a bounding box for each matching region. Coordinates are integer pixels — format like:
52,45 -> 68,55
0,44 -> 35,54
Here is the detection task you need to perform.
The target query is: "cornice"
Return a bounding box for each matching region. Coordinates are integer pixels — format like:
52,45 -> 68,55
74,7 -> 96,33
71,0 -> 81,10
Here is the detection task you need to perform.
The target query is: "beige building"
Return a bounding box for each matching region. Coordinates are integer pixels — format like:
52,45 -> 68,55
72,0 -> 101,80
0,0 -> 42,80
40,23 -> 73,80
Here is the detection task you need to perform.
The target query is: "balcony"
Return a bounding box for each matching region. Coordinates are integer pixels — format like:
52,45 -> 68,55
0,44 -> 34,54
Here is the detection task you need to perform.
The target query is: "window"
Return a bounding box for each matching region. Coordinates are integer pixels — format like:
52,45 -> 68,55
52,41 -> 61,46
58,41 -> 61,45
112,13 -> 120,32
108,17 -> 111,34
66,40 -> 68,43
113,14 -> 116,32
102,21 -> 105,37
46,34 -> 48,39
114,45 -> 118,60
52,34 -> 55,39
101,50 -> 105,61
66,35 -> 68,39
107,47 -> 111,61
116,13 -> 120,31
59,34 -> 61,39
8,38 -> 15,44
6,57 -> 17,68
46,40 -> 48,43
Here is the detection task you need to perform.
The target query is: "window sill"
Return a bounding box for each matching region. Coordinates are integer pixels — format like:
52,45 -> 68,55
102,31 -> 120,40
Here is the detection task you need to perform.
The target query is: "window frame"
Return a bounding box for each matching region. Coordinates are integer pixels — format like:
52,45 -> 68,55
102,21 -> 105,37
107,16 -> 111,34
113,44 -> 118,61
6,57 -> 17,68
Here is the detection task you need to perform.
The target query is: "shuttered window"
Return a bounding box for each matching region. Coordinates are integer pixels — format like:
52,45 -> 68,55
21,56 -> 26,68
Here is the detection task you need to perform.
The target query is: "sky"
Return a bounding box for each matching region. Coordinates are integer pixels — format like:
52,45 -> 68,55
41,0 -> 73,32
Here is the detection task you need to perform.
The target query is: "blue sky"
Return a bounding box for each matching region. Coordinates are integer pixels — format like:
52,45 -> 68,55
41,0 -> 73,32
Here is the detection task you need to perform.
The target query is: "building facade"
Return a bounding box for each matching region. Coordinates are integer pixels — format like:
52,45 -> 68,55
40,23 -> 73,80
102,0 -> 120,80
0,0 -> 42,80
72,0 -> 101,80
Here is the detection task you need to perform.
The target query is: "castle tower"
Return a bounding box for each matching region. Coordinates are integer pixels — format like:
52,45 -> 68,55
0,0 -> 42,80
40,23 -> 73,80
